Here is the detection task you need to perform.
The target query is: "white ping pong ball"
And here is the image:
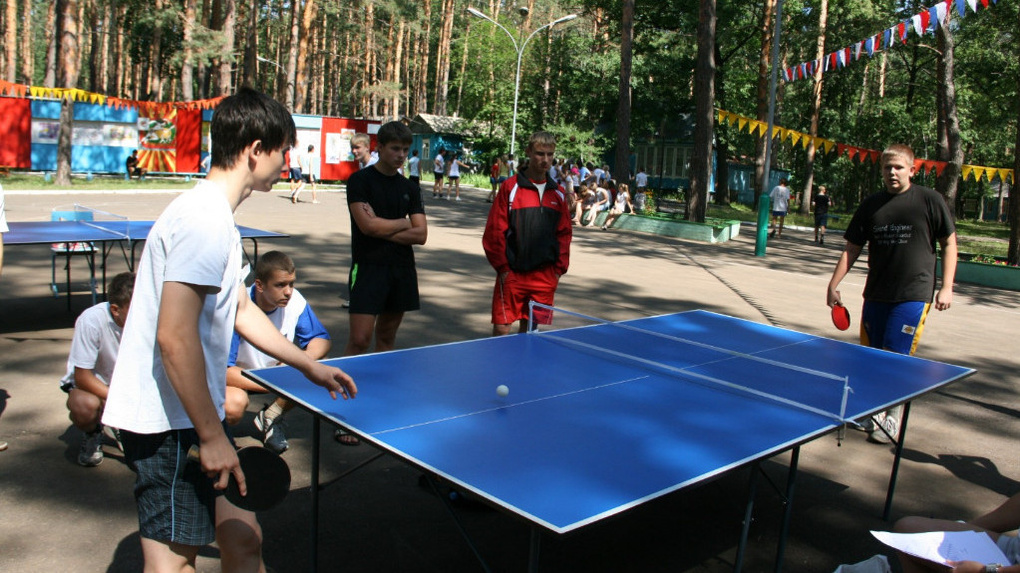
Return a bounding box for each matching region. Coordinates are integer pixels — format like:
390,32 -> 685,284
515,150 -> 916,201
496,384 -> 509,397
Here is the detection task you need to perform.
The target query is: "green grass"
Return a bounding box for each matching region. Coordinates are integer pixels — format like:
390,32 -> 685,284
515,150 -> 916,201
0,172 -> 197,191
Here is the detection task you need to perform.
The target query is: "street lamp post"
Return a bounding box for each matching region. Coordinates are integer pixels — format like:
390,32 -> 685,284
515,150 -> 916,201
466,8 -> 578,156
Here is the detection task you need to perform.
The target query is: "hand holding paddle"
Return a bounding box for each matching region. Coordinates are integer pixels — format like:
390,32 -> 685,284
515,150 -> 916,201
188,445 -> 291,511
831,303 -> 851,331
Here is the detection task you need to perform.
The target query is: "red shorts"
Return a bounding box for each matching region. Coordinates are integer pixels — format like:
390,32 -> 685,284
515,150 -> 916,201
491,266 -> 560,326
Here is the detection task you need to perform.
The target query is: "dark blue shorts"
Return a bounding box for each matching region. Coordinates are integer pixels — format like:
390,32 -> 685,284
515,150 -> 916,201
815,214 -> 829,227
121,423 -> 233,546
289,168 -> 302,182
860,300 -> 930,355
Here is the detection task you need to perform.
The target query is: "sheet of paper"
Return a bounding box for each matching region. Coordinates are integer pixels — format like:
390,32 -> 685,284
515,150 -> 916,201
871,530 -> 1009,566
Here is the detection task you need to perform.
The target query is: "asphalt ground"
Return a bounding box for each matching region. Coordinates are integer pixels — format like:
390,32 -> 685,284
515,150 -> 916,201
1,183 -> 1018,572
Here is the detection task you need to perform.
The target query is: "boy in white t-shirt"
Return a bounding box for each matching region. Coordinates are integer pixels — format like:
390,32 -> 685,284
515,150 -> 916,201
102,88 -> 357,573
60,272 -> 134,467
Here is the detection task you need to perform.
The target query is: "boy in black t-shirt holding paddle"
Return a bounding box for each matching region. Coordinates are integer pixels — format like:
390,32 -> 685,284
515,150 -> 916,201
826,144 -> 957,444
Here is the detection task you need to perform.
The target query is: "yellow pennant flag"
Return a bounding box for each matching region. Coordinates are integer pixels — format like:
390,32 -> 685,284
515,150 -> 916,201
737,117 -> 748,131
790,132 -> 802,146
961,165 -> 974,181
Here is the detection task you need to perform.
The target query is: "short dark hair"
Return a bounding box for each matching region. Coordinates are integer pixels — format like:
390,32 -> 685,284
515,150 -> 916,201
108,272 -> 135,308
377,121 -> 412,146
412,150 -> 419,156
255,251 -> 296,283
307,144 -> 314,152
210,87 -> 295,169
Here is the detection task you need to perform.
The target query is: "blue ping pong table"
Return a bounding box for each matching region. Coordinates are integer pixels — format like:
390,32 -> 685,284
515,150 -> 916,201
4,219 -> 288,308
245,309 -> 974,572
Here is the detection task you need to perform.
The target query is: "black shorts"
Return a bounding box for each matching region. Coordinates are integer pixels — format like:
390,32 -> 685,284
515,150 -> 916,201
815,214 -> 829,227
348,262 -> 420,315
433,172 -> 444,182
409,175 -> 420,185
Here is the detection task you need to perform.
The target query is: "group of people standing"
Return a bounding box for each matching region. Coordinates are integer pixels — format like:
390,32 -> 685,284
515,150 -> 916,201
32,83 -> 992,573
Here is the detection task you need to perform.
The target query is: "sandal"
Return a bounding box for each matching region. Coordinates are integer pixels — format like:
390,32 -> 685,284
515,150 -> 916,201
334,428 -> 360,446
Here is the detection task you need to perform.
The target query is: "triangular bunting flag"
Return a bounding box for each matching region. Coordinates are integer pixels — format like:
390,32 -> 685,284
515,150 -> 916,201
823,140 -> 836,154
934,161 -> 947,176
966,0 -> 979,12
737,118 -> 748,131
955,0 -> 967,17
912,14 -> 923,36
962,165 -> 974,180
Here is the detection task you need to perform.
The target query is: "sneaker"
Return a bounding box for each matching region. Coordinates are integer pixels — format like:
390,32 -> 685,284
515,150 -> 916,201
820,236 -> 825,245
868,416 -> 898,444
254,406 -> 289,454
103,425 -> 124,452
455,196 -> 461,201
78,427 -> 104,467
769,230 -> 776,238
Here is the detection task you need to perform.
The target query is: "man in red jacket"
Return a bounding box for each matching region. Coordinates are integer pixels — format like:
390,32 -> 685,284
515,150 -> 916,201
482,132 -> 573,336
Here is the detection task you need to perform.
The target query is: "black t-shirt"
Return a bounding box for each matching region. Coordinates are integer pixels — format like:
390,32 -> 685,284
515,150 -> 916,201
813,194 -> 830,216
844,185 -> 954,303
347,166 -> 426,265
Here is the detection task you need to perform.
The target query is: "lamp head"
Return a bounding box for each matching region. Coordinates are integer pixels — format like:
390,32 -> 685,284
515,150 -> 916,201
518,7 -> 529,17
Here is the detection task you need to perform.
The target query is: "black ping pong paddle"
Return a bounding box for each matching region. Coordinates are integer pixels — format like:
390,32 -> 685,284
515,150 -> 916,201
188,445 -> 291,511
831,303 -> 851,331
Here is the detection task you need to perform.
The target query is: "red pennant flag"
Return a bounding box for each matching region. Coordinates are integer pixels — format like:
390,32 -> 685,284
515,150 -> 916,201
899,22 -> 908,44
920,10 -> 931,31
847,147 -> 859,160
837,143 -> 848,156
934,161 -> 947,176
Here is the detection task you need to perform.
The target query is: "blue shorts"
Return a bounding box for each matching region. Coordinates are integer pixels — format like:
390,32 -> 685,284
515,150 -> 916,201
772,210 -> 787,217
121,423 -> 233,546
815,214 -> 829,227
289,168 -> 302,181
860,300 -> 930,355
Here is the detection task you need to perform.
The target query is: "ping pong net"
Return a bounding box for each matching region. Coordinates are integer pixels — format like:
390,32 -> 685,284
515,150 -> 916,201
64,204 -> 134,239
527,303 -> 853,425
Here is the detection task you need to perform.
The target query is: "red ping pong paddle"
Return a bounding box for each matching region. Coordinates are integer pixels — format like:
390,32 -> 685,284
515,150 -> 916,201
831,303 -> 851,331
187,445 -> 291,511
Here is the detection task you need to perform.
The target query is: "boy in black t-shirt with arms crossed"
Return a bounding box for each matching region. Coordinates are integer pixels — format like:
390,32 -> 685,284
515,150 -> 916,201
826,144 -> 957,444
339,121 -> 428,444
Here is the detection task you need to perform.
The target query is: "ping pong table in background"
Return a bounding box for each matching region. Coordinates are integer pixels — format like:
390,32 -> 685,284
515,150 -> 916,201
245,308 -> 974,572
4,217 -> 288,309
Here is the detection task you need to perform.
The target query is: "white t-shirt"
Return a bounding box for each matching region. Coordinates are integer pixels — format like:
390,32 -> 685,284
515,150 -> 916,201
434,154 -> 445,174
770,184 -> 791,212
103,182 -> 244,433
60,302 -> 122,388
449,159 -> 460,178
614,190 -> 630,211
233,287 -> 308,370
408,156 -> 420,177
289,150 -> 301,169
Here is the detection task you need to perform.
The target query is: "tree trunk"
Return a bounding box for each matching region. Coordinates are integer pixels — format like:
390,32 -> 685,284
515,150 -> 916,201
434,0 -> 455,116
753,0 -> 775,199
88,2 -> 102,93
935,10 -> 963,215
56,0 -> 79,186
44,1 -> 58,87
1008,5 -> 1020,265
295,0 -> 317,113
239,2 -> 257,91
416,0 -> 433,114
108,0 -> 123,96
455,17 -> 470,117
19,0 -> 33,83
217,0 -> 235,96
713,42 -> 729,205
181,0 -> 198,99
148,0 -> 164,99
800,0 -> 827,215
688,0 -> 716,224
614,0 -> 634,186
5,0 -> 17,82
